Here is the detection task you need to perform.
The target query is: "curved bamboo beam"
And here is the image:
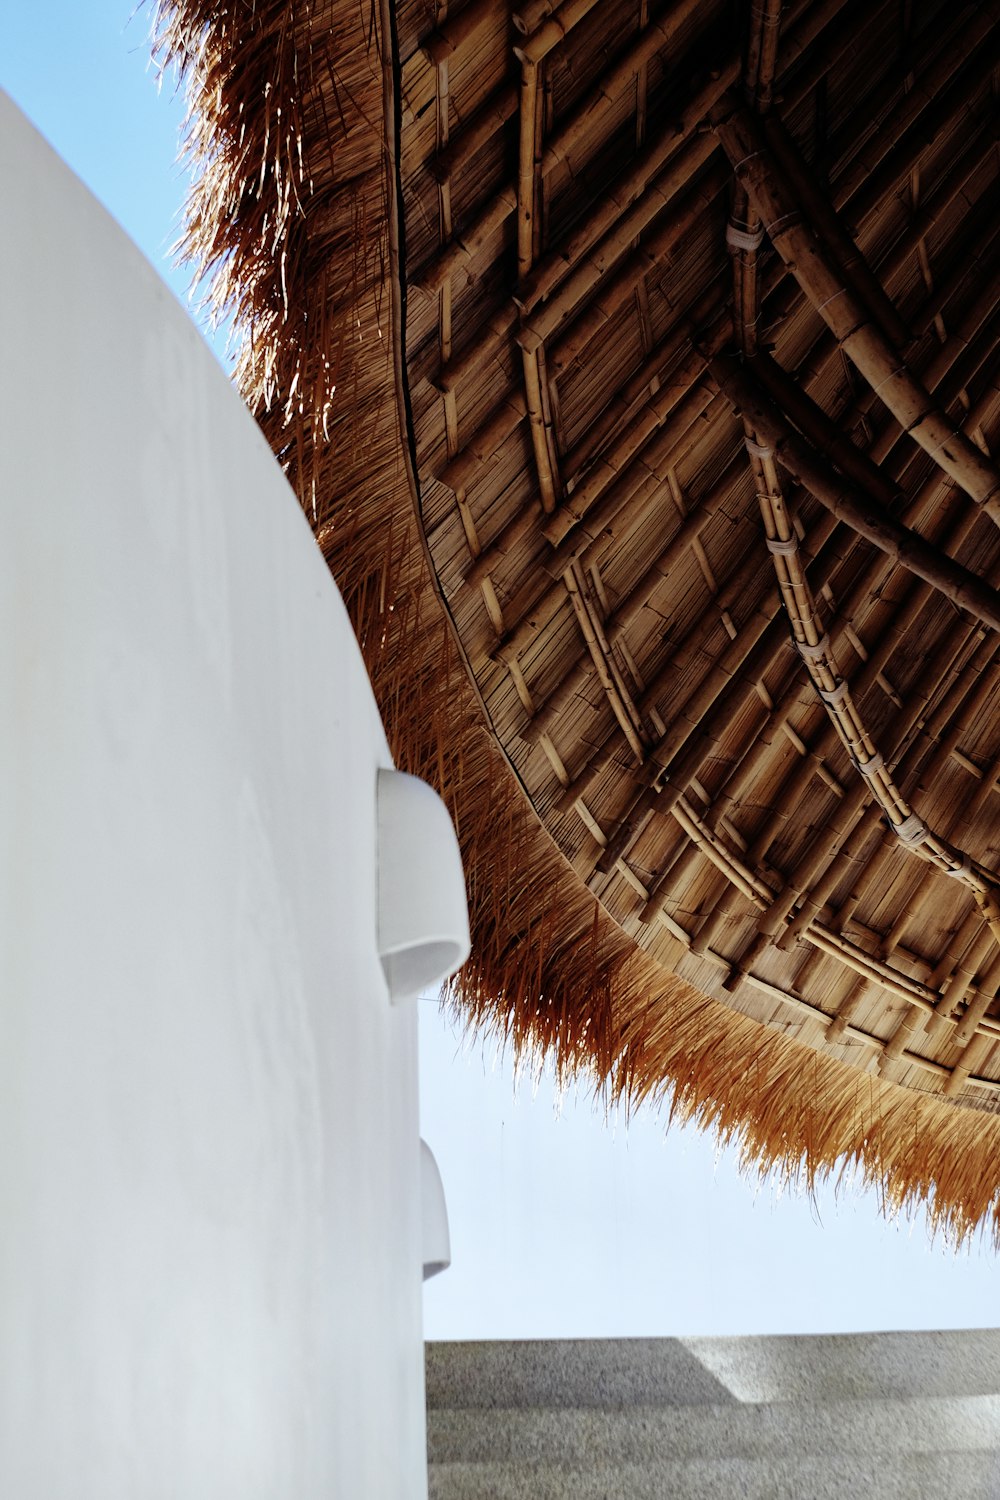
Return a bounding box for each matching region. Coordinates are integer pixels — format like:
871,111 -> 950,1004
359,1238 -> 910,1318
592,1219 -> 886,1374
665,796 -> 944,1016
708,352 -> 1000,634
744,427 -> 1000,917
517,218 -> 990,746
559,359 -> 1000,874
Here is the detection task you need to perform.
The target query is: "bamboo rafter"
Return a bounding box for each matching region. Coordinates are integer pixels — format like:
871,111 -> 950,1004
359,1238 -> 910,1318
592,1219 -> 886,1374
553,272 -> 1000,867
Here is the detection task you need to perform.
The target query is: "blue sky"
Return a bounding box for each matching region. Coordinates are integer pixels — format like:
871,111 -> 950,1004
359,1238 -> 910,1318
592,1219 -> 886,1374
5,1 -> 1000,1340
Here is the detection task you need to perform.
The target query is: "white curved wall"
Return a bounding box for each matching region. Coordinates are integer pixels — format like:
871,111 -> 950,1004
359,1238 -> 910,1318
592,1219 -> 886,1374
0,93 -> 431,1499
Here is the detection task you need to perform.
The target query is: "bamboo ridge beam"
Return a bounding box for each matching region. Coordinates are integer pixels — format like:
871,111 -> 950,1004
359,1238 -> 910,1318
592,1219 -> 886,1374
727,0 -> 781,356
761,114 -> 911,351
714,104 -> 1000,516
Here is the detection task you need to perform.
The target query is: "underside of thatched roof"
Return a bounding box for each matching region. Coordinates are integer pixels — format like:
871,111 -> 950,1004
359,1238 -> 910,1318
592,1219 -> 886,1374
155,0 -> 1000,1241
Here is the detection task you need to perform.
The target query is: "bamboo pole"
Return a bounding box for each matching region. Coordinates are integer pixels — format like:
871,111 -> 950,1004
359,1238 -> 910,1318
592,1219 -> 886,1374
743,0 -> 782,110
945,1032 -> 995,1098
458,289 -> 728,588
520,239 -> 947,747
543,352 -> 714,544
421,0 -> 497,63
429,80 -> 518,184
762,113 -> 911,351
658,792 -> 945,1018
749,351 -> 898,504
741,427 -> 1000,953
540,0 -> 708,172
727,0 -> 782,357
548,164 -> 730,377
496,378 -> 722,661
591,596 -> 792,872
520,134 -> 720,350
521,344 -> 560,512
519,74 -> 734,314
714,105 -> 1000,516
561,318 -> 704,480
780,639 -> 1000,951
412,186 -> 518,296
438,390 -> 527,496
515,0 -> 604,64
513,0 -> 560,34
432,0 -> 851,414
556,346 -> 998,869
521,448 -> 747,745
831,1 -> 1000,215
707,352 -> 1000,633
515,57 -> 540,284
563,561 -> 647,760
429,0 -> 992,465
433,305 -> 518,394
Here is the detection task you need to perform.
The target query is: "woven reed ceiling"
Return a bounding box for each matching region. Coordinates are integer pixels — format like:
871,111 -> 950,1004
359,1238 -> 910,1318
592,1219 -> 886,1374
399,0 -> 1000,1108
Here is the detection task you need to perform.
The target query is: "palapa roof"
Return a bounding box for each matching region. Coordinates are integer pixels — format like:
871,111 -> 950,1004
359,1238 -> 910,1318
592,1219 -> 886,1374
156,0 -> 1000,1239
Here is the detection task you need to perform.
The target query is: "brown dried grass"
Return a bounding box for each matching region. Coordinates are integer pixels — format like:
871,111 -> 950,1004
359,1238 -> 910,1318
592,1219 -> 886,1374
153,0 -> 1000,1246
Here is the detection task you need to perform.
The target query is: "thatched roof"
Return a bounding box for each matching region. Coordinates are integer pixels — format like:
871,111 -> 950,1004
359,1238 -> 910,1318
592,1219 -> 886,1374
155,0 -> 1000,1240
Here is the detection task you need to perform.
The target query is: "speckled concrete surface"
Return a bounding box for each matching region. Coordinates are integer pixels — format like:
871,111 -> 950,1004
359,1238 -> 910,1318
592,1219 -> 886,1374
428,1394 -> 1000,1464
428,1450 -> 1000,1499
427,1332 -> 1000,1498
427,1330 -> 1000,1409
685,1328 -> 1000,1403
425,1338 -> 736,1410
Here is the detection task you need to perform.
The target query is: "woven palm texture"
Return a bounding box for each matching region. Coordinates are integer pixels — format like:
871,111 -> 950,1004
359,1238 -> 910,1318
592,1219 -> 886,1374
156,0 -> 1000,1239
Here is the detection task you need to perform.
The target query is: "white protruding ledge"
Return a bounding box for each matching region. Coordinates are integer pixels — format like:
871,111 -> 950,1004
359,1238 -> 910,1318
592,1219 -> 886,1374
376,768 -> 471,1004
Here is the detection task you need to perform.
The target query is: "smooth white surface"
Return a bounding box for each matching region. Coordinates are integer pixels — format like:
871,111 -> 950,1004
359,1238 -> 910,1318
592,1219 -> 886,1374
420,1140 -> 452,1281
0,94 -> 427,1499
378,768 -> 471,1003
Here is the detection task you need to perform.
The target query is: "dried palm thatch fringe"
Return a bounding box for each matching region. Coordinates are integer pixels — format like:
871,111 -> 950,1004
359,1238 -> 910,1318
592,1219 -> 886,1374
153,0 -> 1000,1245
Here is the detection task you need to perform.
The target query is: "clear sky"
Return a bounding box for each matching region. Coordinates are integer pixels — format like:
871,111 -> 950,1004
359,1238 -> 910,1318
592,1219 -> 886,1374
5,0 -> 999,1342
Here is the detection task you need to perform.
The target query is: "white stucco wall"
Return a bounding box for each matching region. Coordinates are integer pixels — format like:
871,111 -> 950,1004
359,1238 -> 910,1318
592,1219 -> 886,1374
0,93 -> 429,1498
